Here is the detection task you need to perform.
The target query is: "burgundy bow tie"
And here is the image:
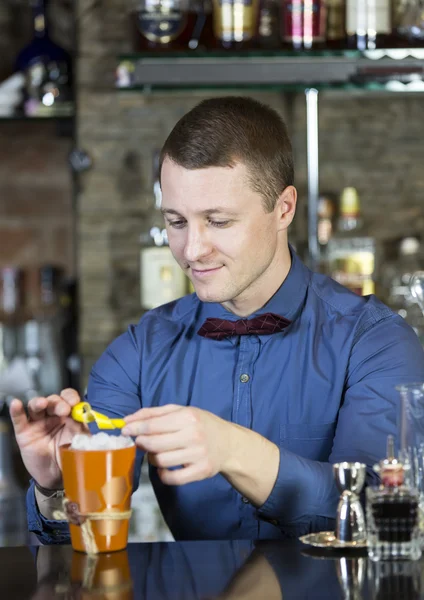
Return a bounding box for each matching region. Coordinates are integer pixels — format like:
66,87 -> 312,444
198,312 -> 291,341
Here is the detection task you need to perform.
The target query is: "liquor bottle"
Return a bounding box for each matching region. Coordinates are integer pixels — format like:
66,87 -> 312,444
131,0 -> 212,51
0,267 -> 24,364
325,0 -> 347,48
395,0 -> 424,47
212,0 -> 260,49
281,0 -> 327,49
366,435 -> 421,561
327,187 -> 375,295
255,0 -> 280,49
23,265 -> 67,397
345,0 -> 393,50
15,0 -> 73,117
317,193 -> 336,275
37,266 -> 67,396
140,152 -> 188,310
380,237 -> 424,343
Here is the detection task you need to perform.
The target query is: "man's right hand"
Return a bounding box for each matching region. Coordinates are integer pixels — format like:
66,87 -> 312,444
9,389 -> 87,491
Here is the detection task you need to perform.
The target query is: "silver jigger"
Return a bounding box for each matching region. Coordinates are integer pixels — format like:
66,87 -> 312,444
333,462 -> 367,543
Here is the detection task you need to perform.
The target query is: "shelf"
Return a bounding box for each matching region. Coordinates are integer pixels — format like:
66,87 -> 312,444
116,48 -> 424,91
0,115 -> 74,122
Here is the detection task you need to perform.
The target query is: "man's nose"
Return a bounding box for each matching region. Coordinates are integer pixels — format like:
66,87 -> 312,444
183,224 -> 213,263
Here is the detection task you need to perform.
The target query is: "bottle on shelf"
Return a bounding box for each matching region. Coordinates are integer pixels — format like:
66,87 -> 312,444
366,435 -> 421,561
255,0 -> 281,49
131,0 -> 213,51
0,267 -> 40,408
326,187 -> 375,295
281,0 -> 327,50
0,267 -> 24,368
212,0 -> 260,49
317,192 -> 337,274
325,0 -> 347,49
139,151 -> 188,310
14,0 -> 73,117
394,0 -> 424,47
34,265 -> 67,396
380,237 -> 424,343
345,0 -> 394,50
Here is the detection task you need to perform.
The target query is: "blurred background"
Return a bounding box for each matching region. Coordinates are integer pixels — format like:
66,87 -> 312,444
1,0 -> 424,544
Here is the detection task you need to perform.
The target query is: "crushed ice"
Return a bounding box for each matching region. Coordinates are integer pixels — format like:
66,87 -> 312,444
70,432 -> 134,450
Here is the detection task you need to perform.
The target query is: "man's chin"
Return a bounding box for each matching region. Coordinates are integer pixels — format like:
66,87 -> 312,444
193,287 -> 229,304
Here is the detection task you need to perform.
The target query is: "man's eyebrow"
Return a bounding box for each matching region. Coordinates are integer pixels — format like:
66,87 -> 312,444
161,208 -> 238,216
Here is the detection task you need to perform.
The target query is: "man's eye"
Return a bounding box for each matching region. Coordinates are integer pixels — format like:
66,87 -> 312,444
209,220 -> 230,228
168,220 -> 186,229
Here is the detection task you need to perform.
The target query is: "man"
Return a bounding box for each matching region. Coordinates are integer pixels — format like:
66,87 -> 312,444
11,96 -> 424,543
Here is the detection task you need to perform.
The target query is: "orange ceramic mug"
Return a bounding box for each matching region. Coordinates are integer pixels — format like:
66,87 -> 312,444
60,443 -> 136,553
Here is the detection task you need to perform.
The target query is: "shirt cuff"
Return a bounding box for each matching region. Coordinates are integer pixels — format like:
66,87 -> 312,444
26,480 -> 70,545
256,446 -> 339,525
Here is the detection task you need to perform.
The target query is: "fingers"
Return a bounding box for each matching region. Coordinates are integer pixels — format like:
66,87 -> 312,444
27,396 -> 66,421
124,404 -> 181,424
148,446 -> 206,469
9,398 -> 29,435
158,463 -> 206,486
134,432 -> 185,454
59,388 -> 81,406
122,409 -> 194,437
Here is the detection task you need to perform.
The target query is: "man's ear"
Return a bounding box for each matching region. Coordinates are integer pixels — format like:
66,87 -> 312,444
276,186 -> 297,231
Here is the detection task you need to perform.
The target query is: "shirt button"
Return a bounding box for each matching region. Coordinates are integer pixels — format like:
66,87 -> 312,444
240,374 -> 250,383
242,497 -> 250,504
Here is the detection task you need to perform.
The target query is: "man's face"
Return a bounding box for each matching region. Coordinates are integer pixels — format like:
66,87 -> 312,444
160,158 -> 292,308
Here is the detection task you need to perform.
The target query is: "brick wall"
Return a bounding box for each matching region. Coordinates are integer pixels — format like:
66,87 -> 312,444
0,122 -> 75,273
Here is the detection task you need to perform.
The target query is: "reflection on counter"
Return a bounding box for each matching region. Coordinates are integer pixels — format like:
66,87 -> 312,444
2,539 -> 424,599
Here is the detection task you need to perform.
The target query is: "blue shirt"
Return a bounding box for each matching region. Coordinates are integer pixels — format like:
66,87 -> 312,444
27,248 -> 424,542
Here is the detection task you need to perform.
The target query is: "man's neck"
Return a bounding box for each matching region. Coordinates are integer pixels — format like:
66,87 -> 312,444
221,244 -> 292,317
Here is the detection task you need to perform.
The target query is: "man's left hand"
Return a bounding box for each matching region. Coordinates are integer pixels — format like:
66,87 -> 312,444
122,405 -> 232,485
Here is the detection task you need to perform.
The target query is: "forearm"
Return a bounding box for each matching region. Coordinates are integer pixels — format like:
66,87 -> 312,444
221,423 -> 280,507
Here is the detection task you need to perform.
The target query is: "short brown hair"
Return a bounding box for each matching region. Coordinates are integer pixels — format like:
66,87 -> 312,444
159,96 -> 294,213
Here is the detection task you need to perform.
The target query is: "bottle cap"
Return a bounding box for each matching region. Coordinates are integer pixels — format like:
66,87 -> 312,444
339,187 -> 360,217
374,434 -> 404,487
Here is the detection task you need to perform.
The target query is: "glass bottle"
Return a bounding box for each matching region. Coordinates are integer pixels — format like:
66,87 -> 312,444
0,267 -> 24,365
212,0 -> 260,49
139,152 -> 188,310
281,0 -> 327,50
317,192 -> 337,274
381,237 -> 424,344
255,0 -> 281,49
346,0 -> 394,50
327,187 -> 376,296
325,0 -> 347,48
394,0 -> 424,47
366,435 -> 421,561
15,0 -> 73,117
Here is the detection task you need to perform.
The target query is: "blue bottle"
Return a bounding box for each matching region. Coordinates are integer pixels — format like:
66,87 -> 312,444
15,0 -> 73,117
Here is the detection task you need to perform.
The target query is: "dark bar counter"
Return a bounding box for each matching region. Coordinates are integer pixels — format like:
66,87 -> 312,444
1,539 -> 422,599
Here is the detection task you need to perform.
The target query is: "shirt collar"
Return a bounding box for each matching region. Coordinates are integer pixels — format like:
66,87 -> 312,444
197,245 -> 311,343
